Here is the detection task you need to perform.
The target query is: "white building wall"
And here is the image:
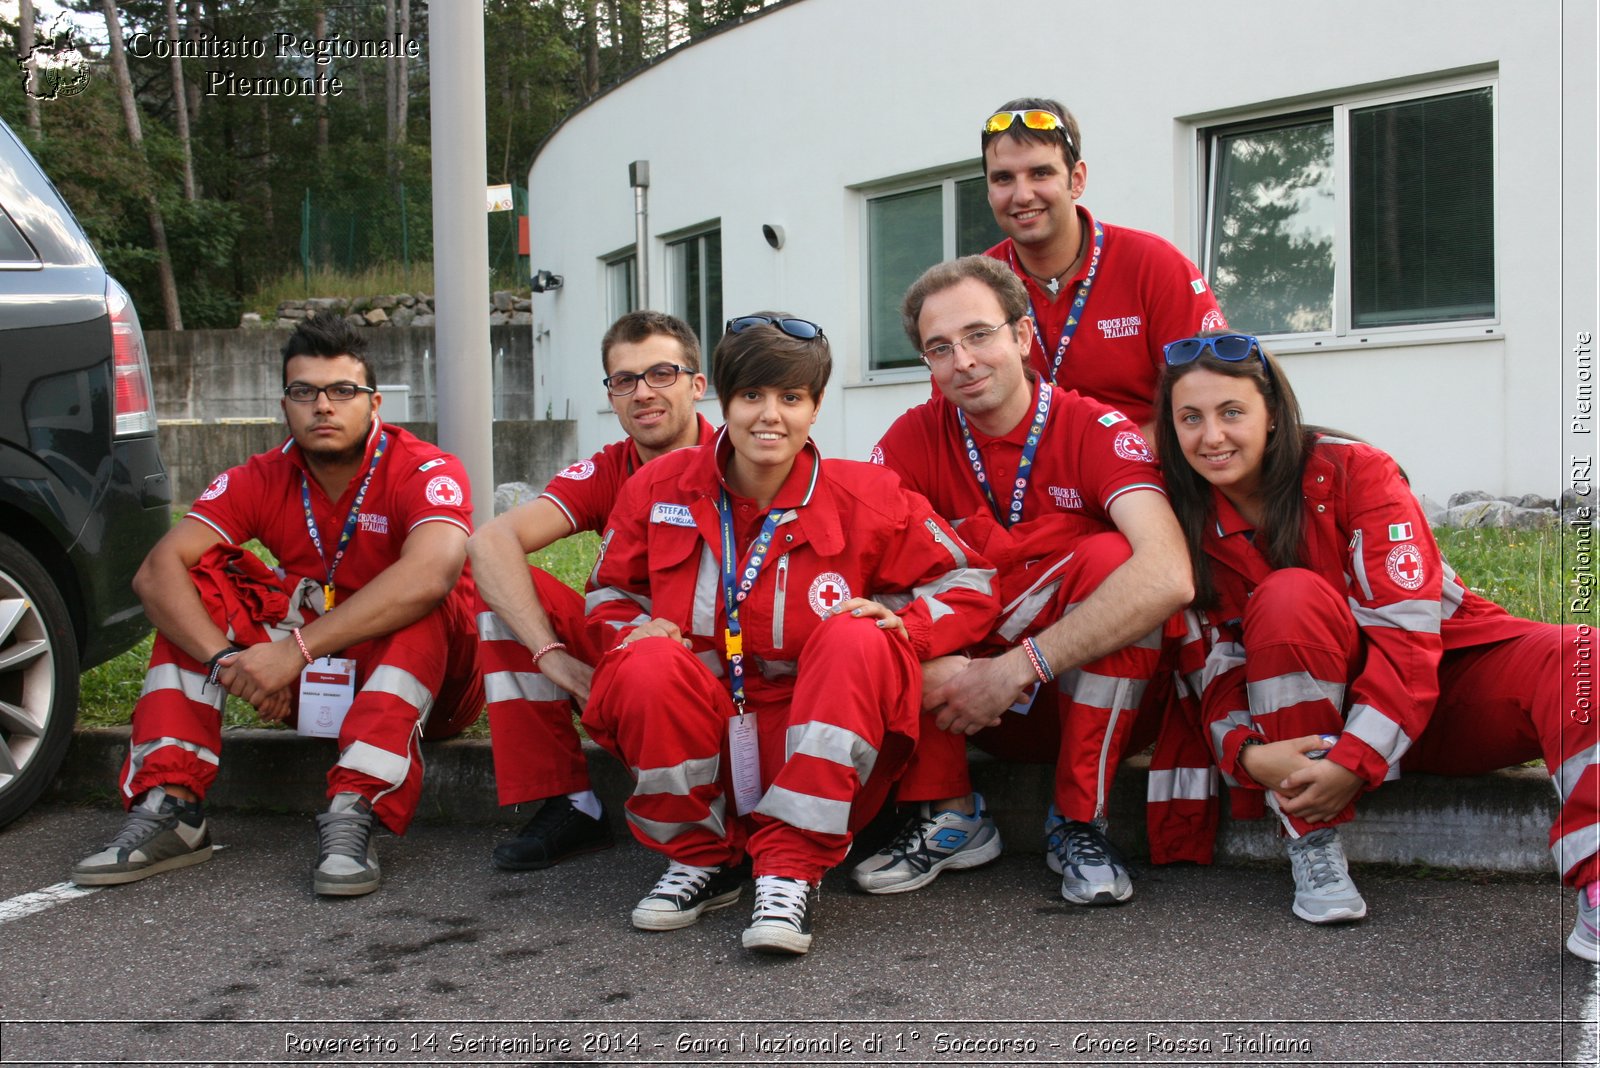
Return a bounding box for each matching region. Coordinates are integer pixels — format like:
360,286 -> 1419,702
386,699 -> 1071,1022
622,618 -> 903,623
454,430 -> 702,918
526,0 -> 1596,503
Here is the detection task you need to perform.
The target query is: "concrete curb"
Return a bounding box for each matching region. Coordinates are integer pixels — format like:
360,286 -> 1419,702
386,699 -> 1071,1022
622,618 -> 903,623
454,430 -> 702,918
53,727 -> 1559,875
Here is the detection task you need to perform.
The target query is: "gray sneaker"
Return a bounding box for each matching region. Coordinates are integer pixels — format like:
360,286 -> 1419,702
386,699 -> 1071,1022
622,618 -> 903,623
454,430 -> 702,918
1286,827 -> 1367,924
71,787 -> 212,886
1568,882 -> 1600,962
313,793 -> 380,896
1045,806 -> 1133,905
851,794 -> 1002,894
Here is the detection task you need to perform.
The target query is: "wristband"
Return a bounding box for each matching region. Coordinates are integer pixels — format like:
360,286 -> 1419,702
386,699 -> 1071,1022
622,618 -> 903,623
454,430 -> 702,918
204,646 -> 244,690
529,641 -> 567,667
1021,636 -> 1055,684
291,627 -> 316,665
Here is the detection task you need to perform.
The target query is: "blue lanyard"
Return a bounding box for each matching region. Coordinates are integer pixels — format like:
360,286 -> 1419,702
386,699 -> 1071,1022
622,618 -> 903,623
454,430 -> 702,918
716,489 -> 785,708
300,430 -> 387,611
1011,219 -> 1105,384
957,382 -> 1052,528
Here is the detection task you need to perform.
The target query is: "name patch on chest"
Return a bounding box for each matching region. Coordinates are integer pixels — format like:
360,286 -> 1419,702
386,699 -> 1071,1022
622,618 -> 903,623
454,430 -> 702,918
1097,315 -> 1143,339
650,502 -> 695,527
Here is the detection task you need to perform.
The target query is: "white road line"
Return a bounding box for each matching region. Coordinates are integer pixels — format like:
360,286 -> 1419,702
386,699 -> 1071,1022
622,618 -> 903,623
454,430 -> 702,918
0,882 -> 99,924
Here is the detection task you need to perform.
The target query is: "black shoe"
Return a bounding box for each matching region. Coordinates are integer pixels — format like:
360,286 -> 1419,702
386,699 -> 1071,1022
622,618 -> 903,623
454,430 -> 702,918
492,795 -> 614,871
631,861 -> 746,931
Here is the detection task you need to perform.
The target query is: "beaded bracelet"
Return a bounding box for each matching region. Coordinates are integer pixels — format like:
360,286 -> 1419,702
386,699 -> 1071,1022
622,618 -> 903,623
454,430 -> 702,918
1022,636 -> 1055,684
529,641 -> 567,667
291,627 -> 316,665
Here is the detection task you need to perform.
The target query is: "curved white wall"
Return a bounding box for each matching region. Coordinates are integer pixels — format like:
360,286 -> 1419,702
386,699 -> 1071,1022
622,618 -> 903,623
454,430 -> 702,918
527,0 -> 1595,502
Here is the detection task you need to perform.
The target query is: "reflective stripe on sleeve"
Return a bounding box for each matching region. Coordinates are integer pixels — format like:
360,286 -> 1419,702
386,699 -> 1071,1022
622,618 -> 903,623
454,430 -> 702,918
1343,703 -> 1413,766
1246,671 -> 1346,717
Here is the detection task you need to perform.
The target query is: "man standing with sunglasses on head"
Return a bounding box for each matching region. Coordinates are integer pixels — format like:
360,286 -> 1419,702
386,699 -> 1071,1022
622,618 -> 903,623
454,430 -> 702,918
468,311 -> 714,872
73,313 -> 484,897
982,97 -> 1226,438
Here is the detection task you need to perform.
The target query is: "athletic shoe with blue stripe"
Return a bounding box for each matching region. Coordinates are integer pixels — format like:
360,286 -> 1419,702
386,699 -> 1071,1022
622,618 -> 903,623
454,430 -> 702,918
851,793 -> 1002,894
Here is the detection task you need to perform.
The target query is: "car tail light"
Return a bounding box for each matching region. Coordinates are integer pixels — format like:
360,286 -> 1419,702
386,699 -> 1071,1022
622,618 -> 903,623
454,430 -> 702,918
107,279 -> 156,436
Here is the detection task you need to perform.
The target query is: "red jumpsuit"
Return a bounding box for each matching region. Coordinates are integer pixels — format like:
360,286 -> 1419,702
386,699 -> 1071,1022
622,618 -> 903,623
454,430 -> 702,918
874,381 -> 1168,823
1180,436 -> 1597,886
582,433 -> 999,883
123,420 -> 484,834
476,415 -> 715,805
986,206 -> 1225,429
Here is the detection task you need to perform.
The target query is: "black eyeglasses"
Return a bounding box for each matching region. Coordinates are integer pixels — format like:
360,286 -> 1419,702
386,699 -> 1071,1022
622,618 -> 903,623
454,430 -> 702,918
283,381 -> 376,404
601,362 -> 696,397
725,315 -> 825,340
1162,334 -> 1269,376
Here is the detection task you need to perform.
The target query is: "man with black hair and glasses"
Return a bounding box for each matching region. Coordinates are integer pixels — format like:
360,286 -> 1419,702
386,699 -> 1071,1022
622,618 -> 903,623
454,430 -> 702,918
72,313 -> 484,897
981,97 -> 1226,437
468,311 -> 714,872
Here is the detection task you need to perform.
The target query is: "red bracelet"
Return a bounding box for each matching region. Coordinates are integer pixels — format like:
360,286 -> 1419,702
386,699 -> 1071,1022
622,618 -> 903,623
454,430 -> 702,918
529,641 -> 567,667
291,627 -> 316,665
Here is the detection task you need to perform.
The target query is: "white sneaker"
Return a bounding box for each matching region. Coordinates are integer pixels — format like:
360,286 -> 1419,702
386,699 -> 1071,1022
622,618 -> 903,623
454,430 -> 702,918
851,794 -> 1002,894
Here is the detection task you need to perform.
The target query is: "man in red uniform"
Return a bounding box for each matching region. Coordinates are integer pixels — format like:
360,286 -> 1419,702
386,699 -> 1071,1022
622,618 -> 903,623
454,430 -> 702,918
468,311 -> 713,870
981,96 -> 1226,434
854,256 -> 1192,906
583,314 -> 999,954
71,314 -> 483,897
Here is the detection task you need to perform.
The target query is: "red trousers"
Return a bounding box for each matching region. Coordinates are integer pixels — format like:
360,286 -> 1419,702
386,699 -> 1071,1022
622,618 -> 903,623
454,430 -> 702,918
896,531 -> 1163,823
475,567 -> 599,805
122,547 -> 483,834
1240,568 -> 1598,887
582,614 -> 920,883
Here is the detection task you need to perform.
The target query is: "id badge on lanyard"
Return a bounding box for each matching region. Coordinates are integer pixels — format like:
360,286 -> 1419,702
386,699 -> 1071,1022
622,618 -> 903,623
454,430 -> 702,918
297,657 -> 358,738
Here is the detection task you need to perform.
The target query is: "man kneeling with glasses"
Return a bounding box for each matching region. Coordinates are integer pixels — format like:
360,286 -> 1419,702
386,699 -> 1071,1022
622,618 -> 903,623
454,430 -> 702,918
72,314 -> 484,897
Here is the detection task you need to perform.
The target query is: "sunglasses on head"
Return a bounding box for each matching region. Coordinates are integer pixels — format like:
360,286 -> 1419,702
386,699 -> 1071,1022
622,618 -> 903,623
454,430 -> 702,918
725,315 -> 825,340
983,109 -> 1075,149
1162,333 -> 1268,372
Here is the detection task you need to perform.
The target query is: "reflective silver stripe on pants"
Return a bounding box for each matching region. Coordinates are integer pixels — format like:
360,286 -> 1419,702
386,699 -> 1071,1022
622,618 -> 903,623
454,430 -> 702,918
363,664 -> 436,729
336,739 -> 411,786
998,581 -> 1066,643
1247,671 -> 1346,717
484,670 -> 566,704
692,544 -> 718,637
627,794 -> 727,845
1555,744 -> 1600,801
122,736 -> 221,799
1553,821 -> 1600,876
1146,766 -> 1217,803
1063,669 -> 1140,712
585,586 -> 653,617
1347,599 -> 1442,633
784,721 -> 879,784
755,784 -> 851,835
1343,703 -> 1412,766
633,755 -> 721,797
141,663 -> 224,708
475,611 -> 517,642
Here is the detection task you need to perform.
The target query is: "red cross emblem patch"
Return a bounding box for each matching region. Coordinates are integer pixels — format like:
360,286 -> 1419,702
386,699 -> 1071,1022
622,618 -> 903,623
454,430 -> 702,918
1386,543 -> 1425,591
808,572 -> 851,617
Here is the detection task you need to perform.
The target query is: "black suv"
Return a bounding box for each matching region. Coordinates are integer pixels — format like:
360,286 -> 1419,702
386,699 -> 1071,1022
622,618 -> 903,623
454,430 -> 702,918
0,117 -> 170,825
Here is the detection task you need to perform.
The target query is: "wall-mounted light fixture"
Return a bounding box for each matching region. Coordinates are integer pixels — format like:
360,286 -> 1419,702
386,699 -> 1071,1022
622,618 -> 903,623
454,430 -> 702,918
531,270 -> 564,293
762,223 -> 786,250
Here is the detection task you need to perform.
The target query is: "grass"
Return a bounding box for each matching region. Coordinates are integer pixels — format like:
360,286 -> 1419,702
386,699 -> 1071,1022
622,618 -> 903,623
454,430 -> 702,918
76,526 -> 1583,728
244,262 -> 439,319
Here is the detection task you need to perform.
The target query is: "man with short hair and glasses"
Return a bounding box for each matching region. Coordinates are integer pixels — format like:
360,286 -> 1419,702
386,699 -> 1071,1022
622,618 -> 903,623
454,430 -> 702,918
467,310 -> 714,871
981,96 -> 1227,437
854,256 -> 1192,908
73,313 -> 484,898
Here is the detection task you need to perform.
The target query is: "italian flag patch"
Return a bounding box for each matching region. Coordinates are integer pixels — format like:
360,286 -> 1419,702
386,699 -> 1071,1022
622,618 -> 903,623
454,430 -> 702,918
1388,522 -> 1414,541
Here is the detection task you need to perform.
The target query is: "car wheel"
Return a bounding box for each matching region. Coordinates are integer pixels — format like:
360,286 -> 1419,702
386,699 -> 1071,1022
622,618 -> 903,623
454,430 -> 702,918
0,531 -> 79,827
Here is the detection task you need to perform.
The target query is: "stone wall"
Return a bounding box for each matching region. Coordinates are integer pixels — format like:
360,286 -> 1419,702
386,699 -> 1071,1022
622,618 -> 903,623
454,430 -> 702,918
158,420 -> 575,507
146,324 -> 536,422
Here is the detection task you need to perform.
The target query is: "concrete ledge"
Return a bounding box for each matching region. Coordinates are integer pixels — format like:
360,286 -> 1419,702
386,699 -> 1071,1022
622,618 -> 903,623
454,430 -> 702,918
54,728 -> 1557,874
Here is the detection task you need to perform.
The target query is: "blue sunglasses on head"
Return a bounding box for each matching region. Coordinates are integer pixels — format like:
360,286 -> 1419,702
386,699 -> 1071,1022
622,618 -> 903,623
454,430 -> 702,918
1163,333 -> 1270,378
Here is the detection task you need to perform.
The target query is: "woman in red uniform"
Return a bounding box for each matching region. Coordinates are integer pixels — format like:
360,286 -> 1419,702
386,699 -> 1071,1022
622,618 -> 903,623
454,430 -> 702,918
1154,332 -> 1597,959
582,314 -> 999,955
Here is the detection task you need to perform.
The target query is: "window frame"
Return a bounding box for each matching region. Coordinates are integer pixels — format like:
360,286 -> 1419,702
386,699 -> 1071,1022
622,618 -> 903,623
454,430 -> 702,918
858,167 -> 1000,380
662,221 -> 723,373
601,246 -> 638,324
1197,73 -> 1500,351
